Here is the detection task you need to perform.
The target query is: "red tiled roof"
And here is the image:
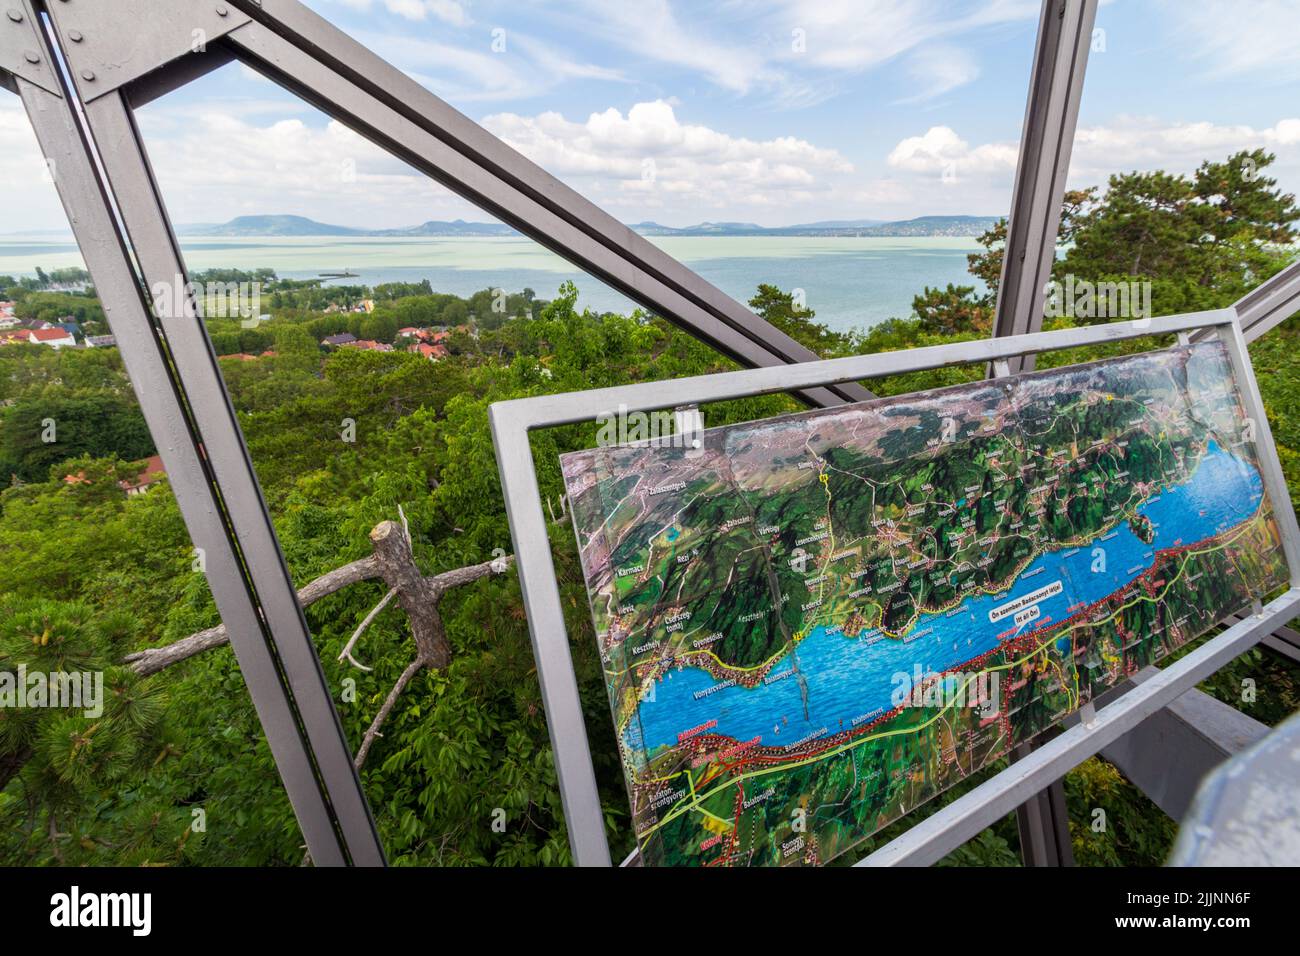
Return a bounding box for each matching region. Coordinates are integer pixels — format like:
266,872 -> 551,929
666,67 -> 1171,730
30,328 -> 73,342
409,342 -> 449,360
120,454 -> 166,492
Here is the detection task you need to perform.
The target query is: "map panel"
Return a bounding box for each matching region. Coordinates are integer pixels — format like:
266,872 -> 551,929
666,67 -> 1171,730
561,343 -> 1289,866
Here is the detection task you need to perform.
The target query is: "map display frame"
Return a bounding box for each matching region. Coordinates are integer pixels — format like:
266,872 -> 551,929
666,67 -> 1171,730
488,312 -> 1300,868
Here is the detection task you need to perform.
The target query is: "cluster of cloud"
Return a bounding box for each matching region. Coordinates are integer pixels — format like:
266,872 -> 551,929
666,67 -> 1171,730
329,0 -> 470,27
135,107 -> 466,228
482,100 -> 853,212
882,118 -> 1300,202
6,0 -> 1300,233
886,126 -> 1018,178
312,0 -> 1038,109
9,89 -> 1300,235
1167,0 -> 1300,85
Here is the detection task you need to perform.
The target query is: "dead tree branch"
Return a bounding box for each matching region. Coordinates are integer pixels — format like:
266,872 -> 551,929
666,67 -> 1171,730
116,519 -> 515,775
122,554 -> 381,676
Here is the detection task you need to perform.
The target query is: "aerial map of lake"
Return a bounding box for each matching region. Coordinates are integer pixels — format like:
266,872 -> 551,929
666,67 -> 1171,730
0,235 -> 983,332
562,342 -> 1289,866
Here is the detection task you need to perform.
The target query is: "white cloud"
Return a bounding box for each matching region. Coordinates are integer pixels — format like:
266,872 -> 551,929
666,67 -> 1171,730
1069,116 -> 1300,185
0,103 -> 69,234
481,100 -> 854,215
877,115 -> 1300,217
1167,0 -> 1300,84
896,44 -> 982,103
133,111 -> 476,228
324,0 -> 471,26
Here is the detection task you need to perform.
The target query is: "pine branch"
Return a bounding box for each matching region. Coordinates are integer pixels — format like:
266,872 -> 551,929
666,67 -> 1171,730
0,746 -> 32,794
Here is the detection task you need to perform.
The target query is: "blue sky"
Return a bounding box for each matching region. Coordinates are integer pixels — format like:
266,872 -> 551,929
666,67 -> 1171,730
5,0 -> 1300,231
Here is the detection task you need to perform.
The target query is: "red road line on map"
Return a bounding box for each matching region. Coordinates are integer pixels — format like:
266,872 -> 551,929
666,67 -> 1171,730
658,520 -> 1251,784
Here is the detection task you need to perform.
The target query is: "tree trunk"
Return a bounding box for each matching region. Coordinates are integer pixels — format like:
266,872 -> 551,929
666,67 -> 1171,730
369,521 -> 450,667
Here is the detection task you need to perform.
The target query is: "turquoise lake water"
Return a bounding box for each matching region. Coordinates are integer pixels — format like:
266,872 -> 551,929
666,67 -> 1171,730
0,235 -> 985,334
626,441 -> 1266,757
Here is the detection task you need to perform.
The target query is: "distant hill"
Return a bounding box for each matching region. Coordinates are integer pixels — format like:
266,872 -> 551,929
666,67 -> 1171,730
372,219 -> 518,237
177,215 -> 367,237
173,213 -> 1001,239
859,215 -> 1000,238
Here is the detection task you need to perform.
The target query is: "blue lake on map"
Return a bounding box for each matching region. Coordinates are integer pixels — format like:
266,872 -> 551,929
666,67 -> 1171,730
627,441 -> 1267,757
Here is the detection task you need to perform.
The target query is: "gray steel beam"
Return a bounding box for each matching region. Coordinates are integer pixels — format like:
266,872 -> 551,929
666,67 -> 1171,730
1011,734 -> 1075,866
1260,621 -> 1300,665
1100,674 -> 1270,821
1237,258 -> 1300,343
0,0 -> 58,94
3,0 -> 364,865
40,0 -> 384,866
993,0 -> 1098,373
210,0 -> 869,408
126,46 -> 237,108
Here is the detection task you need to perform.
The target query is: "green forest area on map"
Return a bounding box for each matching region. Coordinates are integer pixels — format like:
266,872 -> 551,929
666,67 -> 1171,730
561,342 -> 1289,866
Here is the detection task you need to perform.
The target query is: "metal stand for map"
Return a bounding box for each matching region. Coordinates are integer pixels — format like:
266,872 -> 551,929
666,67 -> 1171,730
490,310 -> 1300,866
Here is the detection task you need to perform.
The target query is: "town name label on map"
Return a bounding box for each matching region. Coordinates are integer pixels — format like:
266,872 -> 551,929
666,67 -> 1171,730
561,342 -> 1288,866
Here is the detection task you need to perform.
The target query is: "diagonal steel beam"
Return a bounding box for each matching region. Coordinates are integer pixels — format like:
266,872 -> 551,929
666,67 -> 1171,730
4,0 -> 379,865
992,0 -> 1098,373
1236,258 -> 1300,343
39,0 -> 385,865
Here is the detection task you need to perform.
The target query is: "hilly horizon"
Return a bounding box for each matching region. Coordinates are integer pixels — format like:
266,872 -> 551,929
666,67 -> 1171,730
172,213 -> 1001,239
